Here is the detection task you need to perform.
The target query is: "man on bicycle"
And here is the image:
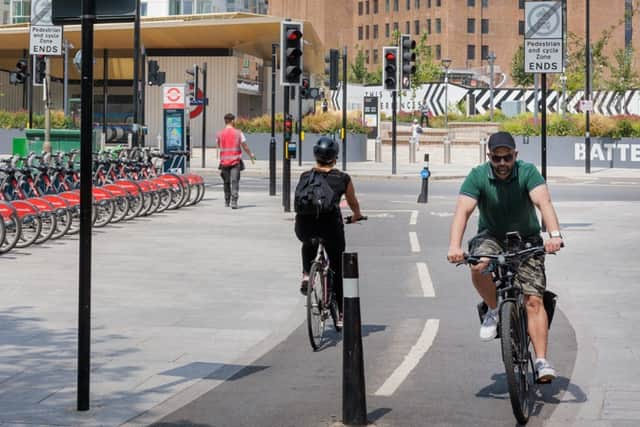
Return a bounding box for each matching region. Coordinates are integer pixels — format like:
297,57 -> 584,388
294,137 -> 364,326
447,131 -> 563,383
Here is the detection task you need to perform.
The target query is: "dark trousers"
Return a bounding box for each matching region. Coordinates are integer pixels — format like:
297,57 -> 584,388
295,215 -> 346,312
220,163 -> 241,203
420,111 -> 429,127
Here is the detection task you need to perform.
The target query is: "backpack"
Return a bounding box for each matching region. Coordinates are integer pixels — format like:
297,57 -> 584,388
294,170 -> 337,217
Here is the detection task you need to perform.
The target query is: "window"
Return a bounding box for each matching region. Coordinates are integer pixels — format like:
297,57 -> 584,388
481,19 -> 489,33
366,50 -> 370,64
518,20 -> 525,35
373,49 -> 379,64
386,0 -> 390,12
405,21 -> 410,33
467,0 -> 475,5
386,23 -> 390,37
141,1 -> 148,15
481,45 -> 489,60
11,0 -> 30,23
428,0 -> 431,7
435,18 -> 441,33
358,1 -> 363,15
197,0 -> 213,13
358,26 -> 363,40
415,0 -> 420,8
393,21 -> 399,31
467,44 -> 475,60
482,0 -> 488,7
519,0 -> 524,9
374,0 -> 379,13
406,0 -> 410,10
393,0 -> 398,11
427,19 -> 431,34
467,18 -> 475,33
435,45 -> 441,60
373,24 -> 379,39
414,20 -> 420,35
436,0 -> 441,6
366,0 -> 370,14
365,25 -> 370,39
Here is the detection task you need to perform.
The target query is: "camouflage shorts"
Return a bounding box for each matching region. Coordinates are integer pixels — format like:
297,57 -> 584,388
468,231 -> 546,297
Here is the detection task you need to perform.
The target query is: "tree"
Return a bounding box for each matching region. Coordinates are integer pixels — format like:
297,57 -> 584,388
348,49 -> 368,84
365,67 -> 382,85
606,47 -> 640,91
413,32 -> 441,84
510,44 -> 534,87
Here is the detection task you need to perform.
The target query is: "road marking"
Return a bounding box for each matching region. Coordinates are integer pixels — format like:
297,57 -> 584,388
374,319 -> 440,396
430,211 -> 453,217
416,262 -> 435,297
410,211 -> 418,225
409,232 -> 421,253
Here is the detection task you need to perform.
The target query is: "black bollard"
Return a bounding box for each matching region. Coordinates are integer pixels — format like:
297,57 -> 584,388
417,153 -> 430,204
342,252 -> 368,425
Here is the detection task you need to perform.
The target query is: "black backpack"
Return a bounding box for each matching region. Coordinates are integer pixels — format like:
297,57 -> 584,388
294,170 -> 337,217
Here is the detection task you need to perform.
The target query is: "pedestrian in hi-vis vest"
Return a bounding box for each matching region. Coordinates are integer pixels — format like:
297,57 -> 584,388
216,113 -> 255,209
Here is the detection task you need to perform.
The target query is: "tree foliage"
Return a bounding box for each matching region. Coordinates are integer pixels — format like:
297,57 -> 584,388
511,44 -> 534,87
606,48 -> 640,91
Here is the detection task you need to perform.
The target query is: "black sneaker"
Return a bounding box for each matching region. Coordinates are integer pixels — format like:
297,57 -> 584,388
300,279 -> 309,296
231,200 -> 238,209
225,201 -> 230,207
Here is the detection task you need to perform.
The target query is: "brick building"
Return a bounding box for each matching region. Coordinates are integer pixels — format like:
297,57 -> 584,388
268,0 -> 640,86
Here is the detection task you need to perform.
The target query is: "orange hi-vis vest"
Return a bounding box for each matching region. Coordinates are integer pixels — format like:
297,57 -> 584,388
218,127 -> 242,167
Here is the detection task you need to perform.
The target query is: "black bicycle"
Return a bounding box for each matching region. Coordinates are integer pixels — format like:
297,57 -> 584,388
306,215 -> 366,351
460,232 -> 558,425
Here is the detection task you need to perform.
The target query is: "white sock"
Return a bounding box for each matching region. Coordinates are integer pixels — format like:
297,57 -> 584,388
535,358 -> 546,364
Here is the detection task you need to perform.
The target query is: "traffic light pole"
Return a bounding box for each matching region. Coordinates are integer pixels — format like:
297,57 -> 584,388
283,86 -> 291,212
78,0 -> 95,411
342,47 -> 348,171
269,43 -> 277,196
27,51 -> 33,129
201,62 -> 207,168
132,0 -> 141,147
44,57 -> 51,152
141,51 -> 146,146
541,73 -> 548,182
298,84 -> 303,167
392,90 -> 397,175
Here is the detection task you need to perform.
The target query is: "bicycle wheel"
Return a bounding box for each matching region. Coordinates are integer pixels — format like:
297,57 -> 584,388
0,210 -> 20,254
500,300 -> 533,425
15,213 -> 42,248
307,262 -> 326,351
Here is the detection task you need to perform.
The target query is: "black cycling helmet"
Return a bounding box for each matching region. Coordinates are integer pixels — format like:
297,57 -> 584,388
313,137 -> 339,163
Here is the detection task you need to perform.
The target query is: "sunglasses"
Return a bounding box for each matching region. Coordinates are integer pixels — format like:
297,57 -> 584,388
489,153 -> 514,163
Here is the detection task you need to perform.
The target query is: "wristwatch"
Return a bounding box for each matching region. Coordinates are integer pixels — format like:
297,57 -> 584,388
549,230 -> 563,239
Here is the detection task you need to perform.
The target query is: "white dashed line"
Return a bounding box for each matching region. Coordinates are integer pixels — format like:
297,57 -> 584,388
409,232 -> 421,253
410,211 -> 418,225
416,262 -> 435,297
374,319 -> 440,396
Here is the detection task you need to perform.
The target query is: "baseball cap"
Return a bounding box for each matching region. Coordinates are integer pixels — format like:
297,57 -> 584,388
488,131 -> 516,151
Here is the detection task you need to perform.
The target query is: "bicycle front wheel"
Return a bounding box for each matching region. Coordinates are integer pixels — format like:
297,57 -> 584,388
500,300 -> 533,425
307,262 -> 326,351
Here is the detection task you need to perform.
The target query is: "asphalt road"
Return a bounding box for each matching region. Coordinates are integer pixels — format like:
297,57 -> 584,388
154,174 -> 640,427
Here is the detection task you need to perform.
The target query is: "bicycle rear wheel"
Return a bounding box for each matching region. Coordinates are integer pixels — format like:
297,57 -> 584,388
500,300 -> 533,425
307,262 -> 326,351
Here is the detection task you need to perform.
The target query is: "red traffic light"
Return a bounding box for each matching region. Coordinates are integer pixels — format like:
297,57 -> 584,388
287,30 -> 302,41
385,52 -> 396,61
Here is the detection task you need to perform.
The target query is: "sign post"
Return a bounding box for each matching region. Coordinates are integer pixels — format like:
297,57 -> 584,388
525,1 -> 563,181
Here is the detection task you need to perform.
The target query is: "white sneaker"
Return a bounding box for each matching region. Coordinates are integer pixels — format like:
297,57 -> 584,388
479,308 -> 498,341
535,359 -> 557,383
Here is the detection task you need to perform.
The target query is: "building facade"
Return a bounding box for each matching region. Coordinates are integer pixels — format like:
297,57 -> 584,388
268,0 -> 640,87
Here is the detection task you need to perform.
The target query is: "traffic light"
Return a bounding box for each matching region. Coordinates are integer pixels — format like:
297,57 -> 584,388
34,56 -> 46,86
382,47 -> 399,91
300,78 -> 310,98
324,48 -> 339,90
284,114 -> 293,141
186,64 -> 199,105
400,34 -> 417,90
148,60 -> 165,86
280,21 -> 304,86
10,59 -> 28,85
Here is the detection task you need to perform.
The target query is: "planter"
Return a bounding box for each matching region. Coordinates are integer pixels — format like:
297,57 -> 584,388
515,136 -> 640,169
243,132 -> 368,162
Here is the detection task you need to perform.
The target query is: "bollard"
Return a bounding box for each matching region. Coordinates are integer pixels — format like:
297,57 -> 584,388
443,138 -> 451,164
342,252 -> 368,426
375,137 -> 382,163
479,137 -> 488,164
418,153 -> 430,203
127,132 -> 133,149
409,137 -> 416,164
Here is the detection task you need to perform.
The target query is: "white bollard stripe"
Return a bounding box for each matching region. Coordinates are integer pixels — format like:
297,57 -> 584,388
409,232 -> 421,253
343,278 -> 359,299
416,262 -> 435,298
374,319 -> 440,397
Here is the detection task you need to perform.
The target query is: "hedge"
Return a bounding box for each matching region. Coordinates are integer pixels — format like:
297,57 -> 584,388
0,110 -> 75,129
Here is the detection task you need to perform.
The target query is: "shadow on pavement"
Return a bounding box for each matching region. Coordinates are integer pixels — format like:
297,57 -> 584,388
152,421 -> 213,427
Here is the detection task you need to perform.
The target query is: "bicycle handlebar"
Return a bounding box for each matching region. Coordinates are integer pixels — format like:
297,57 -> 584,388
458,243 -> 563,267
344,215 -> 368,224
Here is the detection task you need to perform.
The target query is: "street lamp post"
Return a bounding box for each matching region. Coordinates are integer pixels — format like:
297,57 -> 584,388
487,52 -> 496,122
560,73 -> 567,118
441,58 -> 452,129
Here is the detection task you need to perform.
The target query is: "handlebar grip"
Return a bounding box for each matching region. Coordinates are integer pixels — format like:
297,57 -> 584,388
345,215 -> 368,224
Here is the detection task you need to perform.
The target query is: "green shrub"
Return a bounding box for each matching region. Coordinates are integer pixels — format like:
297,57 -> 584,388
0,110 -> 74,129
235,111 -> 367,134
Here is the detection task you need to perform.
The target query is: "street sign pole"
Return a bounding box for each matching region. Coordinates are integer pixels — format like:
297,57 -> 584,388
270,43 -> 277,196
342,47 -> 348,171
201,62 -> 208,168
392,90 -> 397,175
77,0 -> 95,411
541,73 -> 547,181
585,0 -> 591,174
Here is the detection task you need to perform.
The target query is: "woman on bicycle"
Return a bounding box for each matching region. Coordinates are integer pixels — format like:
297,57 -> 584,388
294,137 -> 363,324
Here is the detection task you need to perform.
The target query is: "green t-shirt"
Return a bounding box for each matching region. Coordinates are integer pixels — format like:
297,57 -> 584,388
459,160 -> 545,239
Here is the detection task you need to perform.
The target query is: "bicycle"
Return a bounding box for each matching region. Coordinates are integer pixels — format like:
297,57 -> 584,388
459,232 -> 558,425
306,215 -> 367,351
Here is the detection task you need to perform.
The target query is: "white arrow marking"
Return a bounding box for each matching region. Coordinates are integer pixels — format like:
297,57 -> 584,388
375,319 -> 440,396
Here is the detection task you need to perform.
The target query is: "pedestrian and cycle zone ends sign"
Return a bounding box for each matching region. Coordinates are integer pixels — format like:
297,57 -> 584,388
524,1 -> 564,73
